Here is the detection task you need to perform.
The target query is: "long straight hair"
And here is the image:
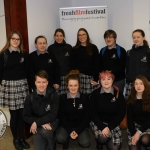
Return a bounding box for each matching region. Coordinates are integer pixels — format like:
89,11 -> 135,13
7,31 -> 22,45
74,28 -> 92,55
127,75 -> 150,112
0,30 -> 25,54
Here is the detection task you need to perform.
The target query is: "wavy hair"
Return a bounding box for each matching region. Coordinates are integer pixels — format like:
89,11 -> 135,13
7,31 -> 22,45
127,75 -> 150,112
65,70 -> 80,89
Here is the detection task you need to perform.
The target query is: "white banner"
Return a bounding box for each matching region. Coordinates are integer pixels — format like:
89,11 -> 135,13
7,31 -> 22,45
59,6 -> 108,50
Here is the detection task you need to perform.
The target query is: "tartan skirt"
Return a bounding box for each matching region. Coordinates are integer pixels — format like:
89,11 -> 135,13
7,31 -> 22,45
125,83 -> 133,100
79,73 -> 97,94
0,79 -> 29,110
57,76 -> 68,95
90,121 -> 122,145
127,123 -> 150,145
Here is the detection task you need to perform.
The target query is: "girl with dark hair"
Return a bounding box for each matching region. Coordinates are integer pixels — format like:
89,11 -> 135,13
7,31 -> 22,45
71,28 -> 99,95
0,30 -> 30,150
125,29 -> 150,99
29,35 -> 60,90
47,28 -> 72,95
127,75 -> 150,150
56,70 -> 90,150
89,70 -> 126,150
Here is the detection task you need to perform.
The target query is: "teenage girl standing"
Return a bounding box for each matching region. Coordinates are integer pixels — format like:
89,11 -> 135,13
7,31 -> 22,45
0,30 -> 30,150
71,28 -> 99,95
125,29 -> 150,99
47,28 -> 72,95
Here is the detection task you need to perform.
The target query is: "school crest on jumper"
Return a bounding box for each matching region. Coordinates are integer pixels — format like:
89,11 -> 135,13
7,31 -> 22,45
45,104 -> 51,111
111,54 -> 116,58
48,59 -> 53,63
65,52 -> 69,56
141,56 -> 147,62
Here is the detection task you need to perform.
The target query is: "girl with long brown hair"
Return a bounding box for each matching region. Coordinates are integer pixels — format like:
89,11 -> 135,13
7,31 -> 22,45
0,30 -> 30,150
71,28 -> 99,95
127,75 -> 150,150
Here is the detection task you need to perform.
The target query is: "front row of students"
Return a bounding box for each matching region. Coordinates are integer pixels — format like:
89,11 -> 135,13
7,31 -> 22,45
23,70 -> 150,150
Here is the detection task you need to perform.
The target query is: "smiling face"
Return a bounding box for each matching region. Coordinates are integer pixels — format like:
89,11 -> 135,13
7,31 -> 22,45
10,33 -> 21,50
100,76 -> 113,90
35,76 -> 48,94
78,30 -> 87,46
35,38 -> 47,53
54,31 -> 64,44
134,78 -> 145,95
105,34 -> 116,47
67,79 -> 79,95
132,31 -> 145,46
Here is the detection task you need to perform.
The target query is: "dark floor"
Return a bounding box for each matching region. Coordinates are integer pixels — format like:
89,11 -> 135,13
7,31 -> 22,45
0,127 -> 145,150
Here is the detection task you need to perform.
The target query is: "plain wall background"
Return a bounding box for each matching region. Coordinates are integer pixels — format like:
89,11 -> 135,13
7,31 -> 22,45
26,0 -> 150,52
0,0 -> 6,50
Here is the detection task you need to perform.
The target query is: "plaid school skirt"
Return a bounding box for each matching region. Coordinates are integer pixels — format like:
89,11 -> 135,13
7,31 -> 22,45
57,76 -> 67,95
127,123 -> 150,145
0,79 -> 29,110
90,121 -> 122,145
125,83 -> 133,100
79,73 -> 97,94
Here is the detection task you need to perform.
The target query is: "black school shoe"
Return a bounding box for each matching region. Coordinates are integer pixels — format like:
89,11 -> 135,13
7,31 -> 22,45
13,139 -> 23,150
19,138 -> 30,149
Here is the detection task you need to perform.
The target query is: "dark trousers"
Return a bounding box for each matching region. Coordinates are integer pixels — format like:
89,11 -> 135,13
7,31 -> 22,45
56,126 -> 91,148
33,119 -> 59,150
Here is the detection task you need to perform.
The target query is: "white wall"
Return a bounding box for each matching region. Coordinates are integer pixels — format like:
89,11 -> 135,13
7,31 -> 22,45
26,0 -> 72,53
0,0 -> 6,50
0,0 -> 9,126
71,0 -> 150,50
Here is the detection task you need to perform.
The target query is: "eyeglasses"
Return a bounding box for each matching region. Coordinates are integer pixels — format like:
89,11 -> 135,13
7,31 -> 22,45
105,36 -> 114,39
78,34 -> 87,37
11,38 -> 21,42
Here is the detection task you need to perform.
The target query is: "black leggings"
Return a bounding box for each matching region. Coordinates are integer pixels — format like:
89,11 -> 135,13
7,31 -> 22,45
129,134 -> 150,150
9,108 -> 24,139
96,135 -> 121,150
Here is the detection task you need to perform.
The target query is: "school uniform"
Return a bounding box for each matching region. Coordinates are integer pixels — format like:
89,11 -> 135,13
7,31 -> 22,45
56,92 -> 90,147
99,44 -> 126,92
23,87 -> 59,150
47,42 -> 72,95
89,87 -> 126,145
127,99 -> 150,145
29,50 -> 60,89
0,48 -> 29,110
125,44 -> 150,99
71,44 -> 99,94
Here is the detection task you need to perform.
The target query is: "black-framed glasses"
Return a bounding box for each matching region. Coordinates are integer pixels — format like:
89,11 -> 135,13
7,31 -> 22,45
11,38 -> 21,42
78,34 -> 87,37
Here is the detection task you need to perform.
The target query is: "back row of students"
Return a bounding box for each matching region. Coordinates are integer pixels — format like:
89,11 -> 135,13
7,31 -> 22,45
0,27 -> 150,150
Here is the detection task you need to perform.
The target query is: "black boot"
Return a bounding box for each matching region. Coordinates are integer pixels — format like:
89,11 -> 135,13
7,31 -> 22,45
19,138 -> 30,149
13,138 -> 23,150
62,139 -> 69,150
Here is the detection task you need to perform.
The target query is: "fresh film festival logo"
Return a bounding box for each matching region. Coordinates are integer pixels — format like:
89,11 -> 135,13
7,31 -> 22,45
0,109 -> 7,138
61,8 -> 106,16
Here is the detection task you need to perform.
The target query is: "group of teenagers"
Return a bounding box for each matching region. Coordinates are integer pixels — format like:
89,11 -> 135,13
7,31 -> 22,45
0,27 -> 150,150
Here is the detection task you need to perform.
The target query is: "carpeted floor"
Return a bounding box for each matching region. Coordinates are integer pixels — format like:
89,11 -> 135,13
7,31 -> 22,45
0,127 -> 145,150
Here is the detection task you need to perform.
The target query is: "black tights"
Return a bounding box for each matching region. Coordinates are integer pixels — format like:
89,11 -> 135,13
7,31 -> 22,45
129,134 -> 150,150
9,108 -> 24,139
97,135 -> 121,150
